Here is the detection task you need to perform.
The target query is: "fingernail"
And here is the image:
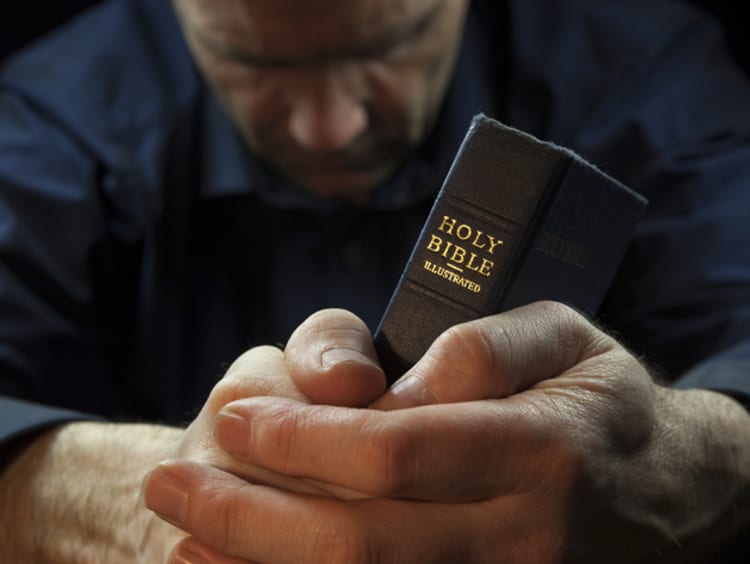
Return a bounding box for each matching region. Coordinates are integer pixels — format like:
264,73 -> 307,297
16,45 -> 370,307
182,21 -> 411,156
389,376 -> 438,408
321,347 -> 379,370
215,410 -> 251,456
170,540 -> 212,564
143,463 -> 188,526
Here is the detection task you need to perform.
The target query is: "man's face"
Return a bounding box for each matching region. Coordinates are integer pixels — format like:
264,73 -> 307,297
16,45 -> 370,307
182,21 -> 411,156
172,0 -> 470,203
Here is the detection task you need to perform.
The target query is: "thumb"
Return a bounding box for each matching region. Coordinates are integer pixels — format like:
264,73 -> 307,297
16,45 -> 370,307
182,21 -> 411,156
285,308 -> 387,407
372,301 -> 616,410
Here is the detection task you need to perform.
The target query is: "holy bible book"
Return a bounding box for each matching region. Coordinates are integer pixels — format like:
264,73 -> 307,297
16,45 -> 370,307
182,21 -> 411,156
374,114 -> 648,384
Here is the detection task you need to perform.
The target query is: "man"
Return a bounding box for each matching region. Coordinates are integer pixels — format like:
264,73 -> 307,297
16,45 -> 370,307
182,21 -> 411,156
1,0 -> 749,561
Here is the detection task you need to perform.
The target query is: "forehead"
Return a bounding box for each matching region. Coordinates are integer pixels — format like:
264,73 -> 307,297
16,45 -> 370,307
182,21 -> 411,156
176,0 -> 445,58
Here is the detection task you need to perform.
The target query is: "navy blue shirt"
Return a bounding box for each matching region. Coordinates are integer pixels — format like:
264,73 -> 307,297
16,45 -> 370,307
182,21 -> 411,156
2,0 -> 750,442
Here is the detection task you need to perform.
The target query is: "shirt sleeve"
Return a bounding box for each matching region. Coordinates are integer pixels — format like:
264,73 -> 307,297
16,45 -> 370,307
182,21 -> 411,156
0,397 -> 97,451
0,79 -> 134,442
673,346 -> 750,409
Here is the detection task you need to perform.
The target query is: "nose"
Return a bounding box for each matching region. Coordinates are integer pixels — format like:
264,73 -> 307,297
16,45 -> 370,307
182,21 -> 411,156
287,69 -> 368,153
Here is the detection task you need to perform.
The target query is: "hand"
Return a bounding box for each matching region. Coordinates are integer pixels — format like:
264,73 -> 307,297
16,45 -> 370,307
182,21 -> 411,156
145,302 -> 750,562
142,315 -> 387,562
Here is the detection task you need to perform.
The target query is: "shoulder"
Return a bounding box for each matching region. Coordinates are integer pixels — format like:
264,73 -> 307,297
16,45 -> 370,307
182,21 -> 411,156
0,0 -> 199,169
506,0 -> 750,153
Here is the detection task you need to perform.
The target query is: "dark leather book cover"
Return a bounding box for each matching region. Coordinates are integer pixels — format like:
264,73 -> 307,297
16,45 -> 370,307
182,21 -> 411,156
374,114 -> 648,384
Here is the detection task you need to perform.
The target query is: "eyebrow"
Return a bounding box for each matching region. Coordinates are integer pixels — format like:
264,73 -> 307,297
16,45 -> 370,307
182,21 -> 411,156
193,0 -> 448,69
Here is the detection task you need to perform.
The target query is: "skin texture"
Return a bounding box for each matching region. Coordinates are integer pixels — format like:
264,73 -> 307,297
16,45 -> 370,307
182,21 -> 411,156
141,305 -> 750,563
171,0 -> 470,203
2,304 -> 749,562
0,422 -> 183,563
0,350 -> 298,562
0,338 -> 370,562
2,1 -> 750,562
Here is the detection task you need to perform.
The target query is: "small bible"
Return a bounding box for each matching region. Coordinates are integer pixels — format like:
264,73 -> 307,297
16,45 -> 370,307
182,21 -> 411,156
374,114 -> 648,384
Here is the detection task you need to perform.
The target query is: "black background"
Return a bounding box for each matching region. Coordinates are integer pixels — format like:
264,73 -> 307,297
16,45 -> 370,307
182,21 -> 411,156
0,1 -> 747,76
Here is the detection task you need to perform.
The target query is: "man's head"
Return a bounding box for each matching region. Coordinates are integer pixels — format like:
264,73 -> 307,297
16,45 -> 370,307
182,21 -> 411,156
172,0 -> 470,203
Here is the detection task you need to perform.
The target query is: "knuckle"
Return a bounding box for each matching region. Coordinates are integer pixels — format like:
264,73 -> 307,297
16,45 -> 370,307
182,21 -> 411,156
252,405 -> 303,473
528,299 -> 579,320
209,377 -> 245,408
318,514 -> 382,564
361,423 -> 420,496
203,481 -> 256,554
524,300 -> 614,367
429,322 -> 505,394
224,345 -> 282,381
208,345 -> 286,408
528,300 -> 599,343
436,322 -> 497,375
531,298 -> 565,312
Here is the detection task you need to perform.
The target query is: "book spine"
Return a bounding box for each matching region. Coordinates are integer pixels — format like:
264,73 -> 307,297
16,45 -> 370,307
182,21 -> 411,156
373,115 -> 647,384
373,115 -> 567,383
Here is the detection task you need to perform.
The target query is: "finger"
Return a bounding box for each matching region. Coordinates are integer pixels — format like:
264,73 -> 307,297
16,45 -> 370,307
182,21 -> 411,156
372,301 -> 617,410
144,459 -> 478,564
169,537 -> 253,564
190,346 -> 315,492
285,308 -> 386,407
215,396 -> 566,501
193,343 -> 368,500
206,345 -> 308,413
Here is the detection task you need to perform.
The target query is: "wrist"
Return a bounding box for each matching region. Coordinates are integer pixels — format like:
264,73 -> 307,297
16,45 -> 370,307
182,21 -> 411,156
0,421 -> 182,563
651,386 -> 750,558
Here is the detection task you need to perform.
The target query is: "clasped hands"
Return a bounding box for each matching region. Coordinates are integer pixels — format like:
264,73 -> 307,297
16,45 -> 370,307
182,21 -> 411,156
141,302 -> 703,563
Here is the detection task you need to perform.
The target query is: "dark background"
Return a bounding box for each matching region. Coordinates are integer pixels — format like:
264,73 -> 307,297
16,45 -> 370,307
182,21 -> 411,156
689,0 -> 748,75
1,1 -> 100,61
0,1 -> 747,75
